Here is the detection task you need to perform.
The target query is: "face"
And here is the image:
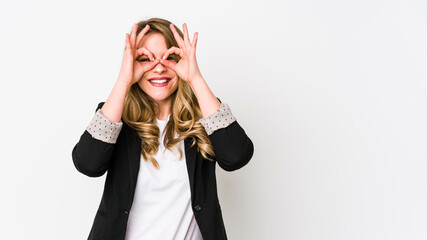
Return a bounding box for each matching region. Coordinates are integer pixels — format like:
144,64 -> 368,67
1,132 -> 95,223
137,33 -> 179,105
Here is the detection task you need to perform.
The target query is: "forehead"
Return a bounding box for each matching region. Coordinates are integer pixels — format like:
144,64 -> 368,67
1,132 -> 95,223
137,33 -> 168,54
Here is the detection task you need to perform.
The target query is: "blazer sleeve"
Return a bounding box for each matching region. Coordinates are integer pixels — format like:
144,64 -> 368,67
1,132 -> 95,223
210,121 -> 254,171
199,99 -> 254,171
72,102 -> 122,177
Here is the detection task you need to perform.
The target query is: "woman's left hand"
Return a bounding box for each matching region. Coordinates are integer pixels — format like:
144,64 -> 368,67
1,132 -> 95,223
159,23 -> 202,84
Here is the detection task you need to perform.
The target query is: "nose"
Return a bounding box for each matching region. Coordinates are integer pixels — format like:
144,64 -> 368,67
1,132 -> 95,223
153,61 -> 167,73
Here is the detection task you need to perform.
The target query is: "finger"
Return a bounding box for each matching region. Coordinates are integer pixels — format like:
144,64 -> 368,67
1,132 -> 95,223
125,33 -> 131,51
192,32 -> 198,51
183,23 -> 190,45
130,24 -> 137,49
170,23 -> 185,48
162,46 -> 182,60
136,25 -> 150,48
136,47 -> 155,61
159,59 -> 177,71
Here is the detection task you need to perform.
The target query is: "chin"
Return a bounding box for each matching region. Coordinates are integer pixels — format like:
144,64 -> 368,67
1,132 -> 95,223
147,89 -> 178,102
138,80 -> 178,102
150,95 -> 171,102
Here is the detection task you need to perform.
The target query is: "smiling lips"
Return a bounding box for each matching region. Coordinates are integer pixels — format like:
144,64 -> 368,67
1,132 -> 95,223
148,77 -> 171,87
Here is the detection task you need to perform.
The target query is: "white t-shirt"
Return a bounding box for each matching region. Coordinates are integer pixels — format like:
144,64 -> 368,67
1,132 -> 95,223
124,116 -> 203,240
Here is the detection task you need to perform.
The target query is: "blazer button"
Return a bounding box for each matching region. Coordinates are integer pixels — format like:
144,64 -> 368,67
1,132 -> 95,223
124,210 -> 129,214
194,204 -> 202,212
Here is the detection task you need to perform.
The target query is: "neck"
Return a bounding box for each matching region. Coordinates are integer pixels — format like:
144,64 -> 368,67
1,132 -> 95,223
154,98 -> 172,121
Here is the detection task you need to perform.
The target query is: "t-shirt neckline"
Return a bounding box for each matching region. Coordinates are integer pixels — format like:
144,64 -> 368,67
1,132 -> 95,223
156,114 -> 171,124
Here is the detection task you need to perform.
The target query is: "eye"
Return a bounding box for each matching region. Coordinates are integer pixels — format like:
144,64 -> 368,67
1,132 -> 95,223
166,55 -> 178,62
137,58 -> 150,62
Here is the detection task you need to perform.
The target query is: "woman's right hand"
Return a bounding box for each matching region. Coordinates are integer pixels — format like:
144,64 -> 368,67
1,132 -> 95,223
118,24 -> 159,86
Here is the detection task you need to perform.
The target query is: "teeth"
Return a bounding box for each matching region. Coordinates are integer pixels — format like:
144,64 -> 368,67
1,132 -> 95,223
150,79 -> 169,83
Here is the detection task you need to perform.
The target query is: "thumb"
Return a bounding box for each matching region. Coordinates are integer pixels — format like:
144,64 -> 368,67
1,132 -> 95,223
159,59 -> 177,71
142,59 -> 160,71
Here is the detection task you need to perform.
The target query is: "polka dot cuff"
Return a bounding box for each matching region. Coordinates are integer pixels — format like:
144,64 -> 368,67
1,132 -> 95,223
86,109 -> 123,144
199,103 -> 236,135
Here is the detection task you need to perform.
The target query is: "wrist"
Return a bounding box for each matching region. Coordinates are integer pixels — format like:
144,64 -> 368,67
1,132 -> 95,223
116,77 -> 133,89
188,74 -> 204,86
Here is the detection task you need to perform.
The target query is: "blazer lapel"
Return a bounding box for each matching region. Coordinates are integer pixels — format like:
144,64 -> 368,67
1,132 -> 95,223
184,138 -> 197,197
125,126 -> 142,206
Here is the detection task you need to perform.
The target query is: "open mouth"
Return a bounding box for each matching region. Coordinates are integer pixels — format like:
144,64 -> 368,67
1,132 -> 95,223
149,79 -> 170,84
148,77 -> 172,87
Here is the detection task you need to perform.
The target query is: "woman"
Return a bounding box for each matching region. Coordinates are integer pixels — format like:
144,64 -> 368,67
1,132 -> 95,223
72,17 -> 254,240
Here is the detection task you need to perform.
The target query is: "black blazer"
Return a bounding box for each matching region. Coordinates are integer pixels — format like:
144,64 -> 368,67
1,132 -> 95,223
72,102 -> 254,240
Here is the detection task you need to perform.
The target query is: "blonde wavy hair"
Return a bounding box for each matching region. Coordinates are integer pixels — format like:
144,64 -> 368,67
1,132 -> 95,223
122,18 -> 214,169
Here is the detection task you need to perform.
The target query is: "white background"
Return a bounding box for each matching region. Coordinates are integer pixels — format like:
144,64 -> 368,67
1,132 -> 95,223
1,0 -> 426,239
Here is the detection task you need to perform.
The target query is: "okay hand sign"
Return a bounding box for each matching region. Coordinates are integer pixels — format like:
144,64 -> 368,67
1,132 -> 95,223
118,24 -> 160,86
159,23 -> 202,84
